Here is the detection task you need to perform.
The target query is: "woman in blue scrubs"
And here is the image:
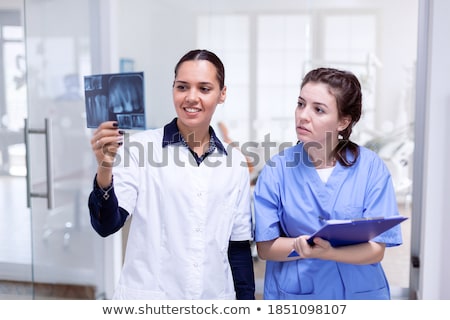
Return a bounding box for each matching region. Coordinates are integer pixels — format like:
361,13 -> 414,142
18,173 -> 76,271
254,67 -> 403,300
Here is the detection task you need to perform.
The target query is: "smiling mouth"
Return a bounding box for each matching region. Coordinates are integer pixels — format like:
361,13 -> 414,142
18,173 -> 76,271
184,107 -> 201,113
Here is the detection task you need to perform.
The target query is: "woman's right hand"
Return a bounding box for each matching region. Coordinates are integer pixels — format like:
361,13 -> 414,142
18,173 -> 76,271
91,121 -> 124,169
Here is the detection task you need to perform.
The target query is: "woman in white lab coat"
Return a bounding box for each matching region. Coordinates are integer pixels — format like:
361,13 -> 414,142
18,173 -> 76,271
88,49 -> 254,299
254,67 -> 403,299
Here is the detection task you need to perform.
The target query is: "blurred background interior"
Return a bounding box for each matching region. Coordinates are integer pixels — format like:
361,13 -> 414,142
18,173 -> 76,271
0,0 -> 449,300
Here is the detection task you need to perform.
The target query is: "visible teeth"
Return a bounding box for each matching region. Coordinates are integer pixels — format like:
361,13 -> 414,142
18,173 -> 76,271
185,108 -> 200,113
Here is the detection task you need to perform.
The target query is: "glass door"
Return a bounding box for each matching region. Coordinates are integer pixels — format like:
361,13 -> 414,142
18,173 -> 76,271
23,0 -> 105,299
0,2 -> 32,299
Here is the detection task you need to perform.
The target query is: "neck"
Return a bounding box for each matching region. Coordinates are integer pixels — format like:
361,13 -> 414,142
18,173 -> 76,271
179,128 -> 210,155
305,144 -> 337,169
309,153 -> 336,169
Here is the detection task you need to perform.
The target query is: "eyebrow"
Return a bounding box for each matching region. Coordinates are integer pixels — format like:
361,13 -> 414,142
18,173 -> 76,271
313,101 -> 329,109
174,80 -> 214,86
298,96 -> 329,109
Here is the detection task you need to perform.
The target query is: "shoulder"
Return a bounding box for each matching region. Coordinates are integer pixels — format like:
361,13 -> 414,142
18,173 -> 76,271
223,142 -> 247,161
354,145 -> 390,175
357,146 -> 385,165
258,143 -> 303,175
271,142 -> 304,165
127,127 -> 163,143
223,144 -> 252,175
120,128 -> 164,158
358,145 -> 379,158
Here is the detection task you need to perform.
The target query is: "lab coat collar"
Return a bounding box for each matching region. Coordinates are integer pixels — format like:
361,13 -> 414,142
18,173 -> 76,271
162,117 -> 227,155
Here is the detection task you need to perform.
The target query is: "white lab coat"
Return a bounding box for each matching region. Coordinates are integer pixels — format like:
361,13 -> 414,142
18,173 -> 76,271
112,126 -> 253,299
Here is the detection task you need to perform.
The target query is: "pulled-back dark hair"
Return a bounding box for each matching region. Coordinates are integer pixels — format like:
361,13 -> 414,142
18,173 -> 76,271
301,67 -> 362,167
174,49 -> 225,90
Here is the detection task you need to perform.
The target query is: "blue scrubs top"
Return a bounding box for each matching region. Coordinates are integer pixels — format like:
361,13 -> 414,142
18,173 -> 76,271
254,143 -> 403,300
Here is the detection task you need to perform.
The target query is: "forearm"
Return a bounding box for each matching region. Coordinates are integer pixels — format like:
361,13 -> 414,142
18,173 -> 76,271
256,237 -> 300,262
96,166 -> 113,189
228,240 -> 255,300
259,237 -> 386,265
88,175 -> 128,237
325,241 -> 386,265
294,236 -> 386,265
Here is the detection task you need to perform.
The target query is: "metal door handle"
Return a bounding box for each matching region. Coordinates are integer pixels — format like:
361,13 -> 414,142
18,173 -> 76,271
24,118 -> 54,209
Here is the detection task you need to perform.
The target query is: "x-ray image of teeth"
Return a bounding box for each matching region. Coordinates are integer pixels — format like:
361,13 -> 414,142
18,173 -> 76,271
84,72 -> 146,130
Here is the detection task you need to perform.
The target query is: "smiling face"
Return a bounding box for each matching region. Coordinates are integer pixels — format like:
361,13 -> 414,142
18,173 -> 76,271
295,81 -> 350,151
172,60 -> 226,134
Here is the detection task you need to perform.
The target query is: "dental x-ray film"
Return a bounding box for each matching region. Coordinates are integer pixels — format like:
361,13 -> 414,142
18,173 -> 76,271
84,72 -> 146,129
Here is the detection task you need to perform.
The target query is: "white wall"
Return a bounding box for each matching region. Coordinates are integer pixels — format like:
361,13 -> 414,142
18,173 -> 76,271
0,0 -> 21,10
112,0 -> 418,132
116,0 -> 196,128
418,0 -> 450,299
377,1 -> 418,130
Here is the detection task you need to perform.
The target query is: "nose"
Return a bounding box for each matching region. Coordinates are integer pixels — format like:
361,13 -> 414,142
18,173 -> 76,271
295,105 -> 310,122
185,88 -> 199,103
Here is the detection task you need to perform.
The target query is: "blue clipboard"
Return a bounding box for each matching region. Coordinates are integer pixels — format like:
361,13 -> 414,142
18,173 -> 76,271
288,215 -> 408,258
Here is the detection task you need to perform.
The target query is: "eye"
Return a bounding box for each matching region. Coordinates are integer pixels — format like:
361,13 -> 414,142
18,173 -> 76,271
176,84 -> 187,91
315,106 -> 325,113
200,87 -> 211,93
297,101 -> 305,108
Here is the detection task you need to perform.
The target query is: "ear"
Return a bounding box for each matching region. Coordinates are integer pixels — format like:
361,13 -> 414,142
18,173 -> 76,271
218,86 -> 227,104
337,116 -> 351,132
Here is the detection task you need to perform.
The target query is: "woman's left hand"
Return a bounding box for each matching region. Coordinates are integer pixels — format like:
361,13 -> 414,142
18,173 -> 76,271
293,235 -> 332,259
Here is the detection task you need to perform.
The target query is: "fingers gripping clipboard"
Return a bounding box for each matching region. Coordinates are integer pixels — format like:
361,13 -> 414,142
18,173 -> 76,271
288,216 -> 408,257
